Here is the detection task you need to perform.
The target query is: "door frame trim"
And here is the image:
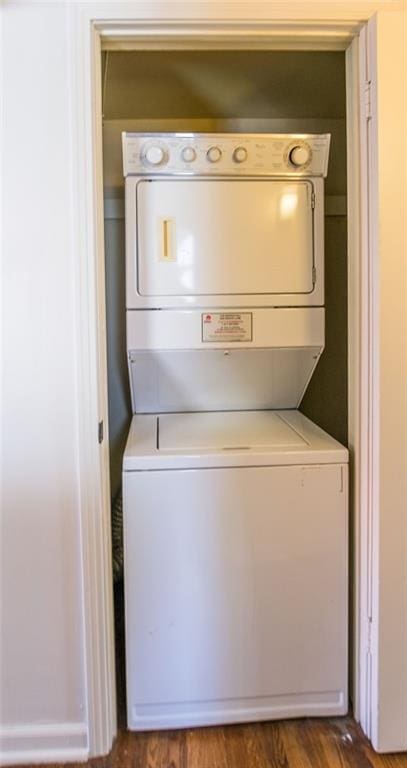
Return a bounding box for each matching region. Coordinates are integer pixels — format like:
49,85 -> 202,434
68,4 -> 381,756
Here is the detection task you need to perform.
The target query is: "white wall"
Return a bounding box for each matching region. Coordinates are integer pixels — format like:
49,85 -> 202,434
0,4 -> 87,763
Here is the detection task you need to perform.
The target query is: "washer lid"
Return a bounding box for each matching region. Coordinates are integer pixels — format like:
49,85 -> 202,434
123,410 -> 349,470
158,410 -> 307,452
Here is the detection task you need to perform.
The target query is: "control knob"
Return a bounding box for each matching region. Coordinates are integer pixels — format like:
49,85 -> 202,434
289,144 -> 311,168
207,146 -> 222,163
144,145 -> 166,166
233,146 -> 248,163
181,146 -> 197,163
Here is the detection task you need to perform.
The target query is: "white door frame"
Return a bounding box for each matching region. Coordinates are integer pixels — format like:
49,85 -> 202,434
67,2 -> 407,757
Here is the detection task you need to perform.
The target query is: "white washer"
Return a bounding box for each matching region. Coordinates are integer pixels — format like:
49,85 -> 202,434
121,133 -> 348,731
123,409 -> 348,730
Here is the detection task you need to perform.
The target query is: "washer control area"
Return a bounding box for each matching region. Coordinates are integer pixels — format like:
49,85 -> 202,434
123,133 -> 330,176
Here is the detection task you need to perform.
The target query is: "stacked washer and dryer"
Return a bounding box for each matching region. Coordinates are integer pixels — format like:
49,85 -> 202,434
121,133 -> 348,731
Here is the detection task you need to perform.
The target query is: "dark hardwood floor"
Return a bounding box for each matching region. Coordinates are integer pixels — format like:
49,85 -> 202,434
9,583 -> 407,768
84,716 -> 407,768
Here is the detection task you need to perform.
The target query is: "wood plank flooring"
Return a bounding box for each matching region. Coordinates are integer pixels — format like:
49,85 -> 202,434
8,584 -> 407,768
9,717 -> 407,768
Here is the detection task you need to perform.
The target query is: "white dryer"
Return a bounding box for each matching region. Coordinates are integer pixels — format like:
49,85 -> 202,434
121,133 -> 348,731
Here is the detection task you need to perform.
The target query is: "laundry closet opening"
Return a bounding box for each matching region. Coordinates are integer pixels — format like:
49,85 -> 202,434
101,48 -> 348,721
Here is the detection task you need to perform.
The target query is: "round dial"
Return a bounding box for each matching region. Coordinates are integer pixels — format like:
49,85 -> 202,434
233,146 -> 248,163
207,146 -> 222,163
181,146 -> 197,163
144,145 -> 166,166
289,144 -> 311,168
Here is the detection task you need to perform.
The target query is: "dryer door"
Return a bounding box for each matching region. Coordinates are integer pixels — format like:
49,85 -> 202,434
134,179 -> 315,304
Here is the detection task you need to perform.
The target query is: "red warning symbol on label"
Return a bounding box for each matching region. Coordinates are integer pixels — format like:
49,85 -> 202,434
204,314 -> 212,323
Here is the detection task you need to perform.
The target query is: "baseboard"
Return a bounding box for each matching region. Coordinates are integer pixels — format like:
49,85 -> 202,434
0,722 -> 88,766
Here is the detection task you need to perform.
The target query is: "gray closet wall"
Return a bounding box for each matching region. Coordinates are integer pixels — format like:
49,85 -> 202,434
102,50 -> 348,499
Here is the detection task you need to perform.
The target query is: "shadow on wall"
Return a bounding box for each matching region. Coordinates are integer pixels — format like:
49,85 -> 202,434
104,216 -> 132,500
300,214 -> 348,447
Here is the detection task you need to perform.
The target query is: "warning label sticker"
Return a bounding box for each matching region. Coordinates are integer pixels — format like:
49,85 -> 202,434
201,312 -> 253,343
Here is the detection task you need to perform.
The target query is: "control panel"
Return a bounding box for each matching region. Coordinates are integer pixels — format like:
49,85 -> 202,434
123,133 -> 330,177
